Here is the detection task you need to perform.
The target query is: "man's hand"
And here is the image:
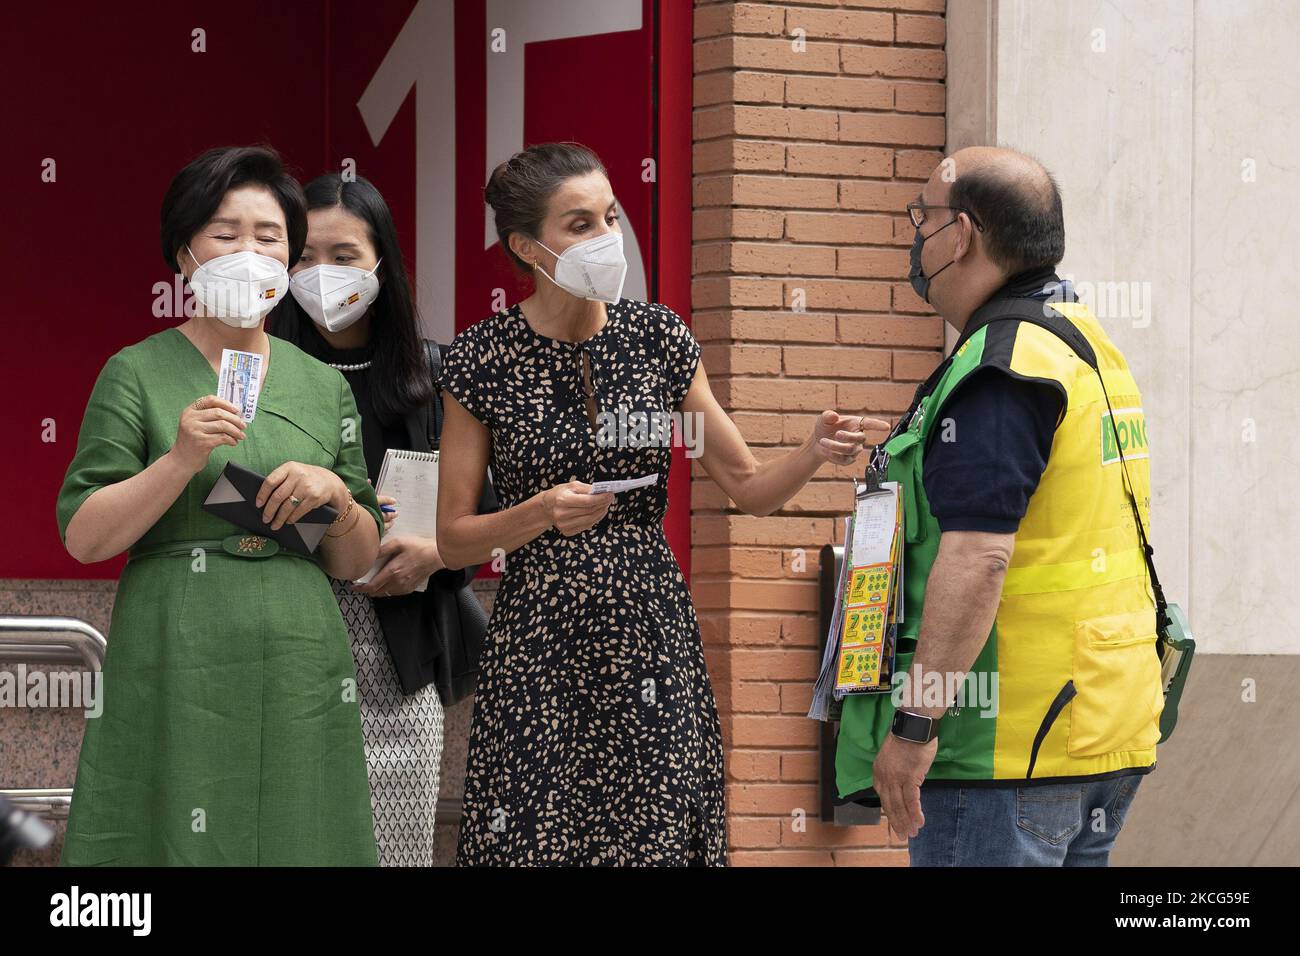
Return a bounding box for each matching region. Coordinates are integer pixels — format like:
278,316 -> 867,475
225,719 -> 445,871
872,530 -> 1015,839
874,731 -> 939,840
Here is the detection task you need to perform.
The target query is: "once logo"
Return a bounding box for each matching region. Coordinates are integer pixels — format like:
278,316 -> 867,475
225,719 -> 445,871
1101,407 -> 1149,465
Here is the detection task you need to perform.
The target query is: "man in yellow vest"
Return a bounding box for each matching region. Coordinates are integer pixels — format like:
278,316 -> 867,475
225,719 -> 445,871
835,147 -> 1163,865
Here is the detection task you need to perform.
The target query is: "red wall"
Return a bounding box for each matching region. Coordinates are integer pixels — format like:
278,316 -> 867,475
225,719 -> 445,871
3,0 -> 691,581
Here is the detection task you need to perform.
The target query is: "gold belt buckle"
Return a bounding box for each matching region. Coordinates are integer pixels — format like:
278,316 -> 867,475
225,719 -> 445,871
220,533 -> 280,558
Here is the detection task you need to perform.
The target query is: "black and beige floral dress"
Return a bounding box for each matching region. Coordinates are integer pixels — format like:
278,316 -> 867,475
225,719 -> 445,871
439,299 -> 725,866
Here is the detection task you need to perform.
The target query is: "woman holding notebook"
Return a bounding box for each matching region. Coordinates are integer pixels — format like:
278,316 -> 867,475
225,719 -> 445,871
273,172 -> 495,866
55,146 -> 384,865
437,143 -> 881,865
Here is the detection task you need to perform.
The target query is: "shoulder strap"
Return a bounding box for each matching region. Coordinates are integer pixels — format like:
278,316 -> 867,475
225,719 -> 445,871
959,295 -> 1098,368
971,298 -> 1170,631
423,339 -> 443,449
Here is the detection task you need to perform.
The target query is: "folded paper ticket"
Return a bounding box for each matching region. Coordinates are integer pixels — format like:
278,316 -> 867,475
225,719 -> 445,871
588,473 -> 658,495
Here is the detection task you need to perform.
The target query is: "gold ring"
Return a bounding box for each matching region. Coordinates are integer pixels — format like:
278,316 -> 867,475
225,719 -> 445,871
192,398 -> 203,410
290,496 -> 301,506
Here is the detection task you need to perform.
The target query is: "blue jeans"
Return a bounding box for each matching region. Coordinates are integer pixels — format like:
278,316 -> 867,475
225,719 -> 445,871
908,775 -> 1144,866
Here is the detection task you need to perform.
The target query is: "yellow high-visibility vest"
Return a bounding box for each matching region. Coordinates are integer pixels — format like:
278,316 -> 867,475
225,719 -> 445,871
837,297 -> 1163,797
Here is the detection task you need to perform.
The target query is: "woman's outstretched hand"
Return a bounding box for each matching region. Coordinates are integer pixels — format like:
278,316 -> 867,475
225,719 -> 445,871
811,410 -> 889,466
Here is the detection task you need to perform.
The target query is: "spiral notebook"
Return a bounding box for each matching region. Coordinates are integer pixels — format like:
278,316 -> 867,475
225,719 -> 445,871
354,448 -> 439,592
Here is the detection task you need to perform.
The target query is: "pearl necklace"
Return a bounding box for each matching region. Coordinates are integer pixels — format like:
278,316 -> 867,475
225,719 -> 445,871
326,360 -> 372,371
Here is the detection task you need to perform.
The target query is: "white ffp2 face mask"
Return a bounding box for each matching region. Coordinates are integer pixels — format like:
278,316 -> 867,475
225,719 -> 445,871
289,260 -> 382,332
534,232 -> 627,304
186,246 -> 289,328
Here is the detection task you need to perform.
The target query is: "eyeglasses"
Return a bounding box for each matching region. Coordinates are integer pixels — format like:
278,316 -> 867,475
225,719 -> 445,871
907,201 -> 984,232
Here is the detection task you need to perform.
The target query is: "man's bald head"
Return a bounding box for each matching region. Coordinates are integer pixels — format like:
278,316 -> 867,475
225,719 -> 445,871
931,146 -> 1065,275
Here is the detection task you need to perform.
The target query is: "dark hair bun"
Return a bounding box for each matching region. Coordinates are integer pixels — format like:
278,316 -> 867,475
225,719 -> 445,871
485,143 -> 606,273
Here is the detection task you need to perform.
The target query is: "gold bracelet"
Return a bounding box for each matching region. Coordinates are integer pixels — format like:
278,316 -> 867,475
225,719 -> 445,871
331,495 -> 355,524
325,508 -> 360,538
325,495 -> 358,537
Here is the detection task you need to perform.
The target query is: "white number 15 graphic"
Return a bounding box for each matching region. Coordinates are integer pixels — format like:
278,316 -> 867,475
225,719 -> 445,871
358,0 -> 649,343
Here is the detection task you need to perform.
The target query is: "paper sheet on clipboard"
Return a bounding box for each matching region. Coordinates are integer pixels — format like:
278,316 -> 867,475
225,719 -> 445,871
353,449 -> 439,592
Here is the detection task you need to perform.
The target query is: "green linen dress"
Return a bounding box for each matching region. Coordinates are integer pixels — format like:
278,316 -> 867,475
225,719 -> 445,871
55,326 -> 384,866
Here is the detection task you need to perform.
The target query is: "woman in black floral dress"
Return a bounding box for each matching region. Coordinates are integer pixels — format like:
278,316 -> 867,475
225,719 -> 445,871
437,143 -> 877,866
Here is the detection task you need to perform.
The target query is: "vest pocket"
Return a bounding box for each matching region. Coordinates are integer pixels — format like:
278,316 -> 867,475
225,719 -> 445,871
1066,609 -> 1163,757
1026,680 -> 1076,778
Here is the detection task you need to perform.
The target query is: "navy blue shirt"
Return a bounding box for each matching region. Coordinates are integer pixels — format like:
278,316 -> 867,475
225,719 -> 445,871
922,270 -> 1071,534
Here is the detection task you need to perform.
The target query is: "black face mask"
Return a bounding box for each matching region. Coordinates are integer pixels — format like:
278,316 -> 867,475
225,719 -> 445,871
908,218 -> 960,304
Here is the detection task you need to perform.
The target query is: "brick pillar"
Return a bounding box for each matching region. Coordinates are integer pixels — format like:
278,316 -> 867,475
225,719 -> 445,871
691,0 -> 947,865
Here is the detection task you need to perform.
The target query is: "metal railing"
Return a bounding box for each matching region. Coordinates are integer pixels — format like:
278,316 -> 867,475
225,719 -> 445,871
0,615 -> 106,821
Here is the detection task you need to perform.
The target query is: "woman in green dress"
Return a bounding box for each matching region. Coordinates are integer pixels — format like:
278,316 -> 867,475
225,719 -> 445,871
55,146 -> 384,865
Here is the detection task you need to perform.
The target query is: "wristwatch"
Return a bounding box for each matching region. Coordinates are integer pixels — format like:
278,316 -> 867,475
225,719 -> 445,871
891,709 -> 940,744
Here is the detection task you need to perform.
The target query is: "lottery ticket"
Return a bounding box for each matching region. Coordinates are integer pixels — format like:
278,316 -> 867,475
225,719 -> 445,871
217,348 -> 264,423
588,473 -> 658,495
833,481 -> 903,695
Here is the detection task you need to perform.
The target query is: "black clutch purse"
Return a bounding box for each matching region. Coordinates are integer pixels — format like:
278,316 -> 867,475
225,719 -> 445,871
202,460 -> 338,555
